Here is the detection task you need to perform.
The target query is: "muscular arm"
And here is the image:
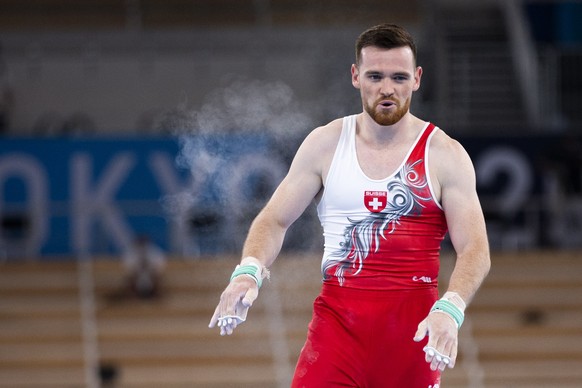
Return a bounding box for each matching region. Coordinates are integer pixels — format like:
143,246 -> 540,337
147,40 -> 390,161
242,128 -> 329,268
414,132 -> 490,370
209,122 -> 340,334
439,138 -> 490,303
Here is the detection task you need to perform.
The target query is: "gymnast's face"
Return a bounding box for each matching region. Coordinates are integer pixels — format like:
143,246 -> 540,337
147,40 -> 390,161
351,46 -> 422,126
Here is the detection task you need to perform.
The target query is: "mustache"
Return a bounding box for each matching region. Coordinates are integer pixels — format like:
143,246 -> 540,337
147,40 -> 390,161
375,96 -> 399,106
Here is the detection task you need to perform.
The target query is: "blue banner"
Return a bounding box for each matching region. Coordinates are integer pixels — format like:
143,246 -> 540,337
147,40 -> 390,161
2,132 -> 581,258
0,135 -> 283,258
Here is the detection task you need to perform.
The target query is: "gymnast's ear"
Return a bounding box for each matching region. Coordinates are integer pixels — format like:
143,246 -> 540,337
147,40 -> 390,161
413,66 -> 423,92
351,64 -> 361,90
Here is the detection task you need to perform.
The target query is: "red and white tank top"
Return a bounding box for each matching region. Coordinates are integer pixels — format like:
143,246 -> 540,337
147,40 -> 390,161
317,115 -> 447,291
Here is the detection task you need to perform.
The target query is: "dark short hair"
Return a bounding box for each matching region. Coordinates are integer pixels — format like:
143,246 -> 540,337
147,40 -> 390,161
355,23 -> 417,66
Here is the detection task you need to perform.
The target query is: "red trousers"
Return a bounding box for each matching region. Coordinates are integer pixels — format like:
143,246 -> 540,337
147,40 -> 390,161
291,285 -> 441,388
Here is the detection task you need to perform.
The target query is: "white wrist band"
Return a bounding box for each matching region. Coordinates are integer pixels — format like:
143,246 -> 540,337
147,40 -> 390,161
442,291 -> 466,312
230,256 -> 270,288
430,291 -> 466,329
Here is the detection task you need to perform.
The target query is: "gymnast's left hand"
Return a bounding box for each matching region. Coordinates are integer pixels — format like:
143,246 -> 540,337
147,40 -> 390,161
413,312 -> 458,372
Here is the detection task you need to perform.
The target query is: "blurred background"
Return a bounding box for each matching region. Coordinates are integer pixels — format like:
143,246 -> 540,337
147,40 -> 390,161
0,0 -> 581,387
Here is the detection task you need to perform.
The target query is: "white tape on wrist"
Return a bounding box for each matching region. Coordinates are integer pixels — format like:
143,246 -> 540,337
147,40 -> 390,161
429,292 -> 466,329
442,291 -> 466,312
231,256 -> 270,287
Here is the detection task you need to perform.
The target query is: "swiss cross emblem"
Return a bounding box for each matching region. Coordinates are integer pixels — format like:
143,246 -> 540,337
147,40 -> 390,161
364,191 -> 387,213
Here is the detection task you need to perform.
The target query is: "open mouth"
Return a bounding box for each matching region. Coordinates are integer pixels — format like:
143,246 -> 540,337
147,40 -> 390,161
379,100 -> 396,108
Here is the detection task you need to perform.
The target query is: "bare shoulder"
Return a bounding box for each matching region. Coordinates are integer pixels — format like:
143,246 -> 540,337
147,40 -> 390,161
430,128 -> 469,160
303,117 -> 343,150
292,117 -> 344,174
430,127 -> 476,186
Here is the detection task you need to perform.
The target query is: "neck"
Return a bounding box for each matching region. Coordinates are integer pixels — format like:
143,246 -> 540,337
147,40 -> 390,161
357,111 -> 422,145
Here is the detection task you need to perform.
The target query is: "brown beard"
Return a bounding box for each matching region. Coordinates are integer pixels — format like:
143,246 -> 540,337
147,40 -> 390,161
364,96 -> 411,126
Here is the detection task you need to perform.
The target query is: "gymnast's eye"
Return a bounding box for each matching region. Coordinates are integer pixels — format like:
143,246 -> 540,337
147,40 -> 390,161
392,73 -> 409,82
367,72 -> 383,82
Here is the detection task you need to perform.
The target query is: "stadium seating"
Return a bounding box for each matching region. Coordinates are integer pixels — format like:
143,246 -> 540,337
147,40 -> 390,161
1,251 -> 581,387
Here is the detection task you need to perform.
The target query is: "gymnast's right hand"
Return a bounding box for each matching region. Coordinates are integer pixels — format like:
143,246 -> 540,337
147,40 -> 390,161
208,275 -> 258,335
208,258 -> 267,335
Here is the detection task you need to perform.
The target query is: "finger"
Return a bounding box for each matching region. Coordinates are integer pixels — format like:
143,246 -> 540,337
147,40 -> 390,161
431,336 -> 449,358
423,346 -> 437,364
208,305 -> 221,328
425,327 -> 450,359
431,352 -> 449,372
426,351 -> 433,364
435,354 -> 451,372
441,339 -> 457,368
448,340 -> 458,368
430,353 -> 441,371
424,345 -> 451,371
414,318 -> 429,342
221,318 -> 236,335
430,342 -> 450,371
432,332 -> 457,366
242,286 -> 259,307
441,355 -> 451,371
217,317 -> 239,336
